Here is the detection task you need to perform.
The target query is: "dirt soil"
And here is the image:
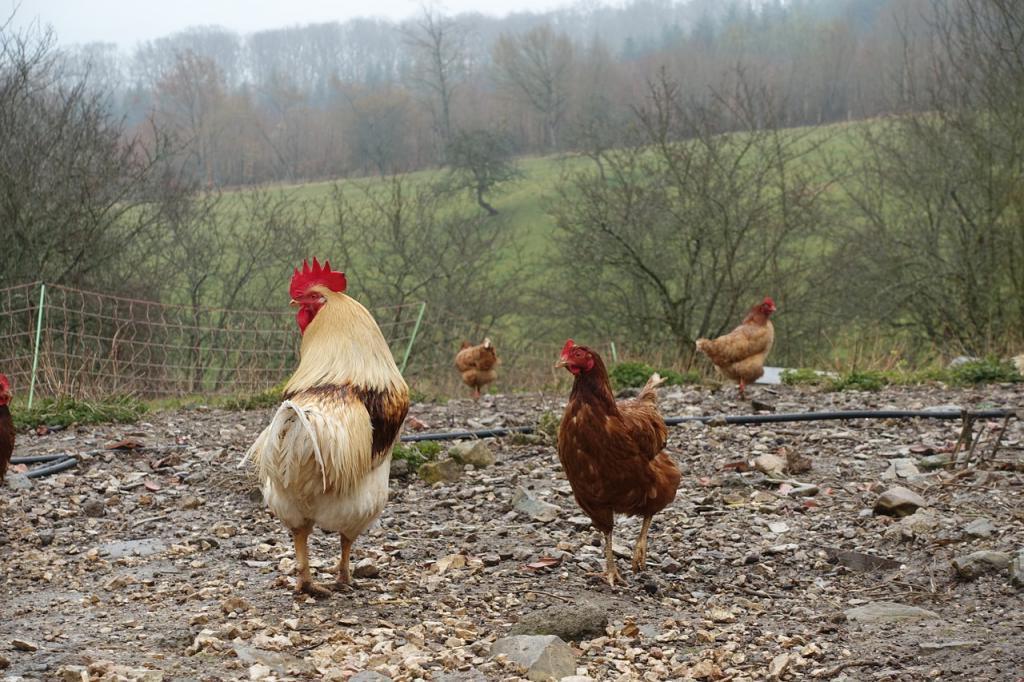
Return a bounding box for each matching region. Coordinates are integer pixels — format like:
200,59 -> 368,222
1,383 -> 1022,681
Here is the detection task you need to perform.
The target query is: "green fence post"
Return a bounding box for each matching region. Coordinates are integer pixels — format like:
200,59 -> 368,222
400,302 -> 427,374
28,283 -> 46,410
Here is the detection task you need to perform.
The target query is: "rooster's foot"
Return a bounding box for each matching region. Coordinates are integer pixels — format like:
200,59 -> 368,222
332,579 -> 358,592
295,580 -> 333,599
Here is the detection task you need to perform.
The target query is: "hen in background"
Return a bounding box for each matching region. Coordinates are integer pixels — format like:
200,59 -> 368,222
696,297 -> 777,400
0,374 -> 12,483
455,338 -> 498,399
556,341 -> 680,586
243,259 -> 409,598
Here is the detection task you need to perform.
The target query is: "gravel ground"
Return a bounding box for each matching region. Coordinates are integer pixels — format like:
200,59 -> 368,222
1,383 -> 1022,681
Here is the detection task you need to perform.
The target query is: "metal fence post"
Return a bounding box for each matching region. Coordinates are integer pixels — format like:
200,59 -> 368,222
28,283 -> 46,409
400,302 -> 427,374
610,341 -> 619,364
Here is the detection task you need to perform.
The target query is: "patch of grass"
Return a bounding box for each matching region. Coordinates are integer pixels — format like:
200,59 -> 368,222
947,357 -> 1022,385
14,395 -> 147,430
781,368 -> 828,386
828,370 -> 888,392
392,441 -> 442,468
221,384 -> 286,411
609,361 -> 699,390
536,411 -> 561,440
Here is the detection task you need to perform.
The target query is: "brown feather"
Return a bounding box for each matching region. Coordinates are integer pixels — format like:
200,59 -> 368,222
0,405 -> 12,483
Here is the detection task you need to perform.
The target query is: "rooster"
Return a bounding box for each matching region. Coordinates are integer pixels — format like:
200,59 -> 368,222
454,338 -> 498,399
0,374 -> 13,483
696,297 -> 777,399
556,341 -> 680,586
242,259 -> 410,598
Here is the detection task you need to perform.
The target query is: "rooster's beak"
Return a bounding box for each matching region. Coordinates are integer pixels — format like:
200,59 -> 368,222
289,299 -> 300,308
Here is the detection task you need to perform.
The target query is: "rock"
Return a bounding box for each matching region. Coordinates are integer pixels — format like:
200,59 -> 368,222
873,486 -> 928,517
785,449 -> 812,474
1013,354 -> 1024,376
754,453 -> 785,476
509,602 -> 608,641
511,487 -> 560,523
389,458 -> 410,478
106,667 -> 163,682
179,495 -> 202,510
433,670 -> 487,682
448,441 -> 495,468
0,653 -> 9,669
417,458 -> 463,485
59,665 -> 86,680
490,635 -> 576,682
220,596 -> 250,614
1011,551 -> 1024,589
952,551 -> 1011,579
353,557 -> 379,578
948,355 -> 978,368
81,498 -> 106,517
845,601 -> 940,623
918,453 -> 953,470
349,671 -> 392,682
11,638 -> 38,652
249,663 -> 272,680
6,473 -> 31,490
688,659 -> 723,679
234,645 -> 316,676
963,518 -> 996,538
568,515 -> 592,530
768,652 -> 790,679
883,458 -> 920,480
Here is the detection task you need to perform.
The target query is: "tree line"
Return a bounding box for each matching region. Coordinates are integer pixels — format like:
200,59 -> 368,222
1,0 -> 1021,377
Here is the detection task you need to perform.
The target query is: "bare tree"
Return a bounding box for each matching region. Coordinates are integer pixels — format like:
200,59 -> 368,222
403,8 -> 467,156
0,20 -> 171,290
443,128 -> 521,215
492,25 -> 573,150
546,70 -> 830,363
839,0 -> 1024,355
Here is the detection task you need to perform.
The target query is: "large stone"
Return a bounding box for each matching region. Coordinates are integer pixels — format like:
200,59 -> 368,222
490,635 -> 576,682
389,458 -> 410,479
1010,550 -> 1024,589
845,601 -> 940,623
918,453 -> 953,470
873,486 -> 928,517
5,473 -> 31,490
962,518 -> 996,539
883,458 -> 920,480
418,459 -> 463,485
754,453 -> 785,476
511,487 -> 560,523
349,672 -> 392,682
952,551 -> 1011,580
448,441 -> 495,468
509,602 -> 609,641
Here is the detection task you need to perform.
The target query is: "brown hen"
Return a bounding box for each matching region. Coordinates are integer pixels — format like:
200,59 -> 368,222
696,297 -> 776,399
556,341 -> 680,586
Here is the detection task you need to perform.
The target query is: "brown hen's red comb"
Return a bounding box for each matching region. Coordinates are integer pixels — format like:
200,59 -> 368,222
290,258 -> 347,299
561,339 -> 575,358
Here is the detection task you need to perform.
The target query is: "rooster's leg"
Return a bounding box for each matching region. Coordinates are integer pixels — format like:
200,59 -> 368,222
334,534 -> 355,589
292,526 -> 331,599
738,380 -> 747,400
631,516 -> 653,572
603,531 -> 623,586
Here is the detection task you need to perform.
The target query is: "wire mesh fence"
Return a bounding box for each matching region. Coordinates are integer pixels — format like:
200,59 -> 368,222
0,282 -> 655,403
0,282 -> 426,402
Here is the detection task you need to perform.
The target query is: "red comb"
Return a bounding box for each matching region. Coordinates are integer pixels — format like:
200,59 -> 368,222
561,339 -> 575,357
290,258 -> 347,299
763,296 -> 776,306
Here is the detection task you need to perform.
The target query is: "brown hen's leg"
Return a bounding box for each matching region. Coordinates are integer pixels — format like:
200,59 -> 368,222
334,534 -> 355,589
292,526 -> 331,599
632,516 -> 653,572
738,379 -> 747,400
603,531 -> 623,586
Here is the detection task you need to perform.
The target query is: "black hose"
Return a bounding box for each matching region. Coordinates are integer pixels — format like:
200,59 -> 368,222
664,408 -> 1015,426
25,457 -> 77,478
400,408 -> 1016,443
12,453 -> 70,464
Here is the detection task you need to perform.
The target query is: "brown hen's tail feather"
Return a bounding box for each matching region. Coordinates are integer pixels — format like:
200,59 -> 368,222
637,372 -> 665,403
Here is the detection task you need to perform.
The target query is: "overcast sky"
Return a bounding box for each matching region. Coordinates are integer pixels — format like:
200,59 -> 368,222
11,0 -> 584,48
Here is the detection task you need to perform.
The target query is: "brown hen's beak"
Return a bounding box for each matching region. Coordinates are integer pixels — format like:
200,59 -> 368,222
554,358 -> 568,369
289,299 -> 300,308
